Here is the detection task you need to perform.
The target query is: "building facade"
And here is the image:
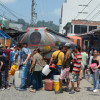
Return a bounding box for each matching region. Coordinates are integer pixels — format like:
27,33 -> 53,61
65,20 -> 100,36
65,20 -> 100,51
9,23 -> 23,31
59,0 -> 100,34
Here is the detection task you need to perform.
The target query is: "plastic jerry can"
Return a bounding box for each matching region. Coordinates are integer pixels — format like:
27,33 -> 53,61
45,79 -> 53,91
42,65 -> 51,76
10,65 -> 18,75
14,71 -> 21,88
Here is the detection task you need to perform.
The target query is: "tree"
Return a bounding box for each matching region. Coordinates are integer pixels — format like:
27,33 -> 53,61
0,19 -> 59,32
17,19 -> 25,25
34,20 -> 59,32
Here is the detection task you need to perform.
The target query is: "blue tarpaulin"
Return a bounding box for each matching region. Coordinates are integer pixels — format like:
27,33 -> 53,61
0,30 -> 10,38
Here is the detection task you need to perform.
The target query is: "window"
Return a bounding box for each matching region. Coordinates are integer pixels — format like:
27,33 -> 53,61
89,26 -> 97,31
74,25 -> 87,34
81,25 -> 87,33
30,32 -> 41,44
74,25 -> 80,34
68,25 -> 72,33
77,39 -> 80,46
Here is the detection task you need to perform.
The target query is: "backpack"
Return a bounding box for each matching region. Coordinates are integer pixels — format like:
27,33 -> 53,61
49,52 -> 60,70
53,51 -> 60,65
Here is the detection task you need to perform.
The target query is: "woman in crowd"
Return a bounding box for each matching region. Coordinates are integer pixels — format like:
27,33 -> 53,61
87,49 -> 100,93
30,48 -> 43,93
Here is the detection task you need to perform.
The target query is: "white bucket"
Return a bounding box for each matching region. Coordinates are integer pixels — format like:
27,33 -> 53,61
42,65 -> 51,76
53,75 -> 60,82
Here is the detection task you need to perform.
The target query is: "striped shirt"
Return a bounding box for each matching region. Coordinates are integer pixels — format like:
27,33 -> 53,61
72,52 -> 82,74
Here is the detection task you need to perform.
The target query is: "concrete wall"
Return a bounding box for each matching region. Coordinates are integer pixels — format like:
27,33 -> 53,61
59,0 -> 100,34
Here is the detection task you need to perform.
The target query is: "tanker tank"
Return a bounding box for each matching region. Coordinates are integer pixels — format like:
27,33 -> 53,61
19,27 -> 75,59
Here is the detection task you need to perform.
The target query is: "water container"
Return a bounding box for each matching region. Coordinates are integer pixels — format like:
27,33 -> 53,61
54,75 -> 60,82
10,65 -> 18,75
42,65 -> 51,76
45,79 -> 53,91
53,75 -> 60,92
54,82 -> 60,92
14,71 -> 21,88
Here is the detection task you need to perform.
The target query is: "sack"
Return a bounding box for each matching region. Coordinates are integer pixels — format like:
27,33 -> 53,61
90,63 -> 98,72
53,52 -> 60,65
49,64 -> 56,70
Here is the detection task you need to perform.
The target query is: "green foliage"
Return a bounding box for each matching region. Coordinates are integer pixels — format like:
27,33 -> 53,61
0,19 -> 59,32
34,20 -> 59,32
17,19 -> 25,25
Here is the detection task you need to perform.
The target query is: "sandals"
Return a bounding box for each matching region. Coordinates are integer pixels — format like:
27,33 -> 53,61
64,88 -> 69,92
75,89 -> 80,92
69,90 -> 75,94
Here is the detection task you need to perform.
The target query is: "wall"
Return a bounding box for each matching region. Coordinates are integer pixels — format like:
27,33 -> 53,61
59,0 -> 100,34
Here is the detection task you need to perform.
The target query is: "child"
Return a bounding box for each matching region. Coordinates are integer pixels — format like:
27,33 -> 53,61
0,50 -> 9,90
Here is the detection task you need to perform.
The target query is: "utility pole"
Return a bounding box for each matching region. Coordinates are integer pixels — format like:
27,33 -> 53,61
31,0 -> 37,26
31,0 -> 34,26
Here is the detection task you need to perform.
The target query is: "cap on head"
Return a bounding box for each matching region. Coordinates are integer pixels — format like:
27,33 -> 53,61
64,43 -> 71,47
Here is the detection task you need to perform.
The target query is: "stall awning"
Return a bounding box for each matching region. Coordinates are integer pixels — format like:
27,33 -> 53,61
76,28 -> 100,37
0,30 -> 11,38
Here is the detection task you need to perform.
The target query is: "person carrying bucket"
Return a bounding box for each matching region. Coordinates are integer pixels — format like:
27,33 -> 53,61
49,45 -> 64,80
56,43 -> 72,94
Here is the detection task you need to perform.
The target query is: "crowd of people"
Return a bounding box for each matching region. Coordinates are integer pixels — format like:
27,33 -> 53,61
0,42 -> 100,94
50,43 -> 100,94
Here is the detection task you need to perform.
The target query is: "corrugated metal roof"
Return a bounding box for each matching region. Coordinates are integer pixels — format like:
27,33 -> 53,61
76,28 -> 100,37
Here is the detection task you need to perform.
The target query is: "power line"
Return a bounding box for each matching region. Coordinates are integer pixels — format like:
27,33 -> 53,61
0,5 -> 30,20
0,8 -> 16,19
0,13 -> 16,22
90,10 -> 100,20
75,0 -> 93,19
85,3 -> 100,20
0,1 -> 19,19
0,1 -> 31,24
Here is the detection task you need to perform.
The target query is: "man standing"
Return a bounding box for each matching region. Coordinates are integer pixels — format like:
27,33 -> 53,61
80,50 -> 88,79
69,46 -> 82,94
4,46 -> 11,67
17,43 -> 31,91
49,45 -> 64,79
57,43 -> 72,93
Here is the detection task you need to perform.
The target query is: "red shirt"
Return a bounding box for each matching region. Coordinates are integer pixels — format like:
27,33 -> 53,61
72,52 -> 82,74
4,48 -> 11,60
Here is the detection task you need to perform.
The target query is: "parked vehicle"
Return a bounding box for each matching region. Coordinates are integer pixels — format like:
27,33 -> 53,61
67,36 -> 82,50
19,27 -> 75,62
